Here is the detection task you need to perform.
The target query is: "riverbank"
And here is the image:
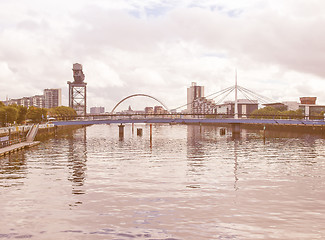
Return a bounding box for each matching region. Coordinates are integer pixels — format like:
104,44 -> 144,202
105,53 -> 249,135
0,124 -> 87,157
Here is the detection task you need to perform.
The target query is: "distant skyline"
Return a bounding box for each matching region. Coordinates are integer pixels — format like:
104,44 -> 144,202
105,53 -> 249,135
1,0 -> 325,112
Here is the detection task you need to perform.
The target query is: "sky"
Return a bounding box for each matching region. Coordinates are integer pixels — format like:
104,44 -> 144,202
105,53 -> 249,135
1,0 -> 325,112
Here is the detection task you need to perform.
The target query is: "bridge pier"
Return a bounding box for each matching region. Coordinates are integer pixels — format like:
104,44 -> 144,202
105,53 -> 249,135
150,124 -> 153,148
118,124 -> 125,139
150,124 -> 152,142
137,128 -> 143,136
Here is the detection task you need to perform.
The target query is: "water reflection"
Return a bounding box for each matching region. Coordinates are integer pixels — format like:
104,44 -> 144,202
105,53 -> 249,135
0,152 -> 27,187
233,140 -> 239,191
67,127 -> 87,195
186,125 -> 206,186
1,124 -> 325,239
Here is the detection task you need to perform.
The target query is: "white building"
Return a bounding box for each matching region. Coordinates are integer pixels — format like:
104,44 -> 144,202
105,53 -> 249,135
216,99 -> 258,117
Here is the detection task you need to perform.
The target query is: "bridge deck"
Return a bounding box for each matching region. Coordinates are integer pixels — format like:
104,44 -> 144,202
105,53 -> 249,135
52,118 -> 325,126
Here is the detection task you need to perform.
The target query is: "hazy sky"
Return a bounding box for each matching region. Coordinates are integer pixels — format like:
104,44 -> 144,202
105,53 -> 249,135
1,0 -> 325,112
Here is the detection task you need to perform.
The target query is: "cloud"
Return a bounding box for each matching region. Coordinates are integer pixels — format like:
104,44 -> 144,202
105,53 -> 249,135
1,0 -> 325,111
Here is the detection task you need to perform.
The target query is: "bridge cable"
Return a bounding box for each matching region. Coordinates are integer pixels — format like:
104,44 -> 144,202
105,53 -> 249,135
215,87 -> 235,105
209,86 -> 235,101
238,88 -> 269,104
238,86 -> 275,103
237,88 -> 256,103
173,86 -> 235,110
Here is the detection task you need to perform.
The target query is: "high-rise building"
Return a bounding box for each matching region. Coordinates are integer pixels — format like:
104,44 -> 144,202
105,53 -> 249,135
44,88 -> 62,109
187,82 -> 204,113
32,95 -> 45,108
21,97 -> 32,108
68,63 -> 87,116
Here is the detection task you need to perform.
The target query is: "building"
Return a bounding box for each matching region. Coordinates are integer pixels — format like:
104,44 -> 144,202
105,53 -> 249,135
187,82 -> 217,114
263,101 -> 300,111
298,97 -> 325,119
2,88 -> 60,109
68,63 -> 87,116
119,106 -> 145,116
187,82 -> 204,113
216,99 -> 258,117
145,107 -> 154,114
300,97 -> 316,105
5,98 -> 22,106
3,89 -> 60,109
263,97 -> 325,119
90,107 -> 105,114
192,97 -> 217,114
154,106 -> 168,114
44,89 -> 61,109
282,101 -> 299,111
32,95 -> 45,108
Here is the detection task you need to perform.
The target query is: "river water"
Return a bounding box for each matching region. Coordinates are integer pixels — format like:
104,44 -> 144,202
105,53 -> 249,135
0,124 -> 325,240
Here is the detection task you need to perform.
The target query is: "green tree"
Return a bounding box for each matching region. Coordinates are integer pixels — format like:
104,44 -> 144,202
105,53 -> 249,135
5,106 -> 18,124
251,107 -> 281,119
16,105 -> 28,124
251,107 -> 304,119
26,106 -> 47,123
0,107 -> 6,126
48,106 -> 77,120
0,106 -> 18,125
281,109 -> 304,119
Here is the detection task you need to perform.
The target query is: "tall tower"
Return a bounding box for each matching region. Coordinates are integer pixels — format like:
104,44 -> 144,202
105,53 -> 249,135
187,82 -> 204,113
67,63 -> 87,116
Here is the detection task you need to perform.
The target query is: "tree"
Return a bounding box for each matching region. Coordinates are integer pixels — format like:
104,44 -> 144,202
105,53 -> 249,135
251,107 -> 280,119
17,105 -> 28,124
0,107 -> 6,127
26,106 -> 47,123
48,106 -> 77,119
0,106 -> 18,125
251,107 -> 303,119
5,106 -> 18,124
281,109 -> 304,119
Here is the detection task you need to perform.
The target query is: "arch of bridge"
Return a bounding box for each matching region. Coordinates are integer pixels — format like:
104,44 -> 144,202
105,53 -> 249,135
110,94 -> 169,113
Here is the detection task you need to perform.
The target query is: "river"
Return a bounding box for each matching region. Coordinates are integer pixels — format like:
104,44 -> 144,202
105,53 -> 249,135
0,124 -> 324,239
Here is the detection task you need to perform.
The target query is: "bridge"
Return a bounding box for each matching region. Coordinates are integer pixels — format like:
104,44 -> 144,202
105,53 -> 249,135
51,85 -> 325,136
52,113 -> 325,126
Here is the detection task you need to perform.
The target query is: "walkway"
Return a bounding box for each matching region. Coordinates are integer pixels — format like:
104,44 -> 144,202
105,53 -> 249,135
0,141 -> 40,157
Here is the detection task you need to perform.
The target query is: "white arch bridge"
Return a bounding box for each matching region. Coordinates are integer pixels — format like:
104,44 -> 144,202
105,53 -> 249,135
110,93 -> 170,113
